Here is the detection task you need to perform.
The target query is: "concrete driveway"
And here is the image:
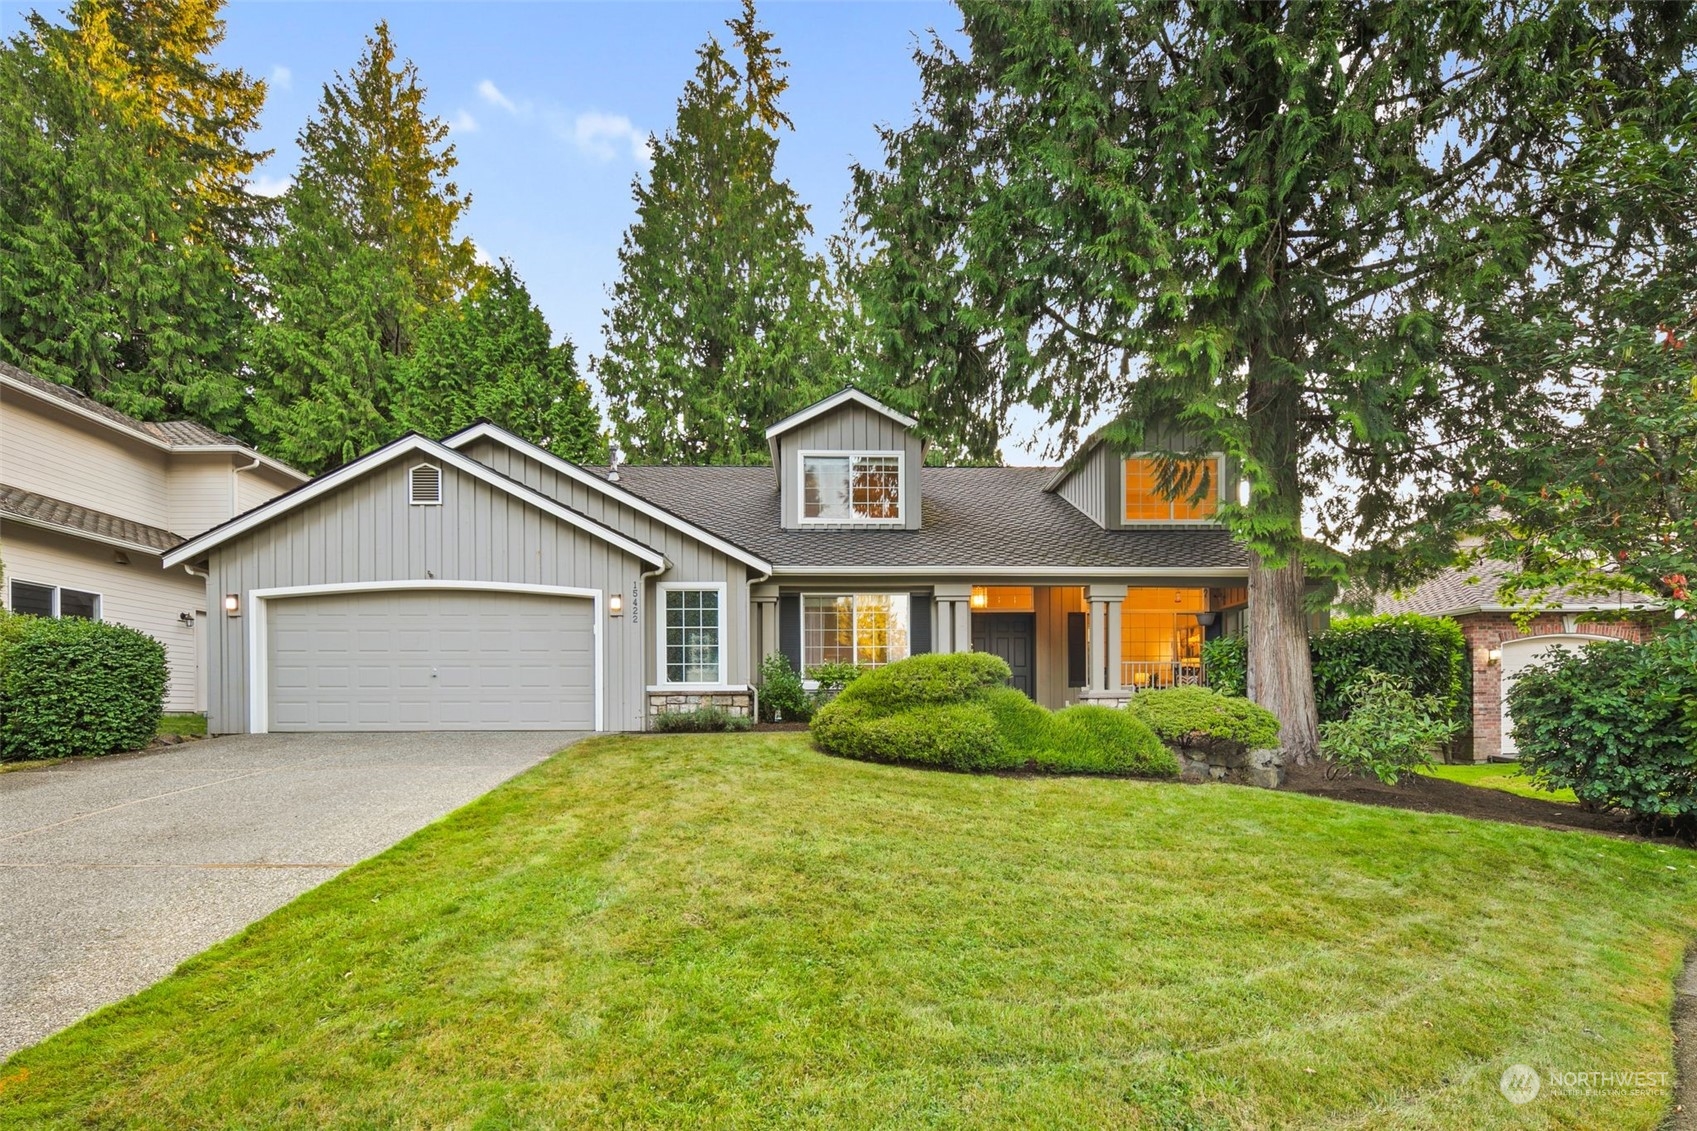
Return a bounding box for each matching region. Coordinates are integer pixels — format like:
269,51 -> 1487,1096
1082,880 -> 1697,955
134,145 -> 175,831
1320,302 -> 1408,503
0,731 -> 580,1057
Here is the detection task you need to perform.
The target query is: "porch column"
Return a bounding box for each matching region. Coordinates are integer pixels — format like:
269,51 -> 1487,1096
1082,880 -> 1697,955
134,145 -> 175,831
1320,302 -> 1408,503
1106,596 -> 1125,693
933,583 -> 974,653
1088,598 -> 1108,693
1085,583 -> 1128,698
751,583 -> 779,675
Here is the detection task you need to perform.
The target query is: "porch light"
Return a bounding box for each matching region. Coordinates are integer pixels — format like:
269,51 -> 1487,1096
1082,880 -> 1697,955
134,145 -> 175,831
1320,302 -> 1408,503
222,593 -> 241,617
969,588 -> 988,609
609,593 -> 624,616
1487,647 -> 1502,666
1237,478 -> 1252,507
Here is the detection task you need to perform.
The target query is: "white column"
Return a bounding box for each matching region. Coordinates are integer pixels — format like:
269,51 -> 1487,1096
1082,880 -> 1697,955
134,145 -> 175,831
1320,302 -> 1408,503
1106,597 -> 1124,693
1088,599 -> 1107,692
933,584 -> 974,653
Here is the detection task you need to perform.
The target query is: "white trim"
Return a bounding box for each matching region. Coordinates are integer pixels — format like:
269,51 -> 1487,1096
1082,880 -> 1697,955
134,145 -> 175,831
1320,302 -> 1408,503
0,511 -> 173,558
441,422 -> 773,573
796,450 -> 907,526
244,580 -> 605,735
165,446 -> 307,482
1120,453 -> 1229,526
655,581 -> 728,687
408,462 -> 443,506
764,388 -> 918,439
164,434 -> 666,570
769,566 -> 1251,578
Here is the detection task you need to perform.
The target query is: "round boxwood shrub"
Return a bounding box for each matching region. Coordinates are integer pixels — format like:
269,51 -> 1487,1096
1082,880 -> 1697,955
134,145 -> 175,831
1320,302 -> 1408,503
1036,705 -> 1178,776
812,698 -> 1016,771
0,612 -> 167,761
833,651 -> 1013,711
1127,686 -> 1280,756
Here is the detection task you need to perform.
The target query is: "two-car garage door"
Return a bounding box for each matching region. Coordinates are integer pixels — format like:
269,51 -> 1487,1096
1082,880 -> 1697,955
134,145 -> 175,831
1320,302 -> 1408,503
266,588 -> 595,731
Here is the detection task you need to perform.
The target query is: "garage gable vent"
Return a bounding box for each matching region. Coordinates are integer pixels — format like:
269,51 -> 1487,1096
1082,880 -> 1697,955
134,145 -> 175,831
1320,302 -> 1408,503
408,463 -> 443,505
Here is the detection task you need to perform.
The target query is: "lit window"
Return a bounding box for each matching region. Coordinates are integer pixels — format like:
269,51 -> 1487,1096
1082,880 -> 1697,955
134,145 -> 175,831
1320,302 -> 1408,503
803,594 -> 910,671
8,580 -> 100,620
1123,457 -> 1219,521
663,587 -> 722,684
803,454 -> 901,522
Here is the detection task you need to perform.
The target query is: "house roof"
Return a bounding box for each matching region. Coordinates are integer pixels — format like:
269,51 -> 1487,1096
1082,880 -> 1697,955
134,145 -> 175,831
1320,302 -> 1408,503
605,464 -> 1250,576
763,387 -> 918,440
1371,559 -> 1658,617
0,361 -> 306,481
0,483 -> 184,555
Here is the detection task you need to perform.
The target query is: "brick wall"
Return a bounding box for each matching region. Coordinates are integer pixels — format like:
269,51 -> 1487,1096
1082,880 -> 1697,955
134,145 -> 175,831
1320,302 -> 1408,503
1459,613 -> 1650,762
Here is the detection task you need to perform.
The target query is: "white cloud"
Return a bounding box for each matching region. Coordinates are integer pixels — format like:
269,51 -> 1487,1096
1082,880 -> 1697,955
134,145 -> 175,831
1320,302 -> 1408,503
270,65 -> 291,92
247,173 -> 292,198
452,110 -> 479,134
478,79 -> 519,114
569,111 -> 652,168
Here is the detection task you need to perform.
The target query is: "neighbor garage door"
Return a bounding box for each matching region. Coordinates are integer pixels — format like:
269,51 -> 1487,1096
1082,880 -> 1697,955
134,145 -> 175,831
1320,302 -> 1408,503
267,588 -> 595,731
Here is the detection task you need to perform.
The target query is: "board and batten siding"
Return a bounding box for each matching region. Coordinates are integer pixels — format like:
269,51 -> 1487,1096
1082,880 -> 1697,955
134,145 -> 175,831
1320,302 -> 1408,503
775,402 -> 924,531
460,439 -> 754,689
200,456 -> 652,734
1056,444 -> 1113,529
1051,421 -> 1242,531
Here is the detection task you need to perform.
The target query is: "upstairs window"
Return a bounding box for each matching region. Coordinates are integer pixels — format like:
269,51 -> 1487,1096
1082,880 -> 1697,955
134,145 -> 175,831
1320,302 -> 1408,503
409,463 -> 442,505
802,453 -> 901,523
1123,457 -> 1220,522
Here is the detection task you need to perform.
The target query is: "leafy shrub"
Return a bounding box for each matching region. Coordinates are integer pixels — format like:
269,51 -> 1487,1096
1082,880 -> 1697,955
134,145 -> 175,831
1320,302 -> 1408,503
810,699 -> 1016,771
1510,628 -> 1697,835
757,652 -> 811,722
1200,614 -> 1467,725
651,706 -> 753,733
1035,706 -> 1179,776
1318,671 -> 1459,784
806,661 -> 864,693
834,651 -> 1012,712
1128,686 -> 1280,755
0,612 -> 166,761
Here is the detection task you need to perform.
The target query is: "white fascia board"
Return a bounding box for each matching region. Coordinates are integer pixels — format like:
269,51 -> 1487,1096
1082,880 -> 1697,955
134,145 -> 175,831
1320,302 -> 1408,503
164,434 -> 666,570
1,512 -> 170,558
762,388 -> 918,440
767,565 -> 1252,579
169,445 -> 309,482
442,422 -> 774,574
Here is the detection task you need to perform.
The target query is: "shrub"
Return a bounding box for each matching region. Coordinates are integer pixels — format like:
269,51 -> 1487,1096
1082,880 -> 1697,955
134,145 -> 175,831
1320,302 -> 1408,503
1035,706 -> 1179,776
1318,671 -> 1459,784
1201,636 -> 1247,696
811,699 -> 1015,771
806,661 -> 864,694
1510,628 -> 1697,835
1128,686 -> 1280,755
834,651 -> 1012,712
650,706 -> 753,733
0,612 -> 167,761
757,652 -> 810,722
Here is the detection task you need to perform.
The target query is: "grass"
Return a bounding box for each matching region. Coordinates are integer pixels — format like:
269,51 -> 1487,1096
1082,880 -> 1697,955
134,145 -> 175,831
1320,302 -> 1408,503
1420,761 -> 1580,804
156,713 -> 207,738
3,733 -> 1694,1129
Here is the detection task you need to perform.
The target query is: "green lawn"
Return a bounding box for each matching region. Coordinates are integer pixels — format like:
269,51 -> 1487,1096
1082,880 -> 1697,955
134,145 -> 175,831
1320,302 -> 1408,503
156,712 -> 208,738
1420,761 -> 1580,804
3,733 -> 1693,1129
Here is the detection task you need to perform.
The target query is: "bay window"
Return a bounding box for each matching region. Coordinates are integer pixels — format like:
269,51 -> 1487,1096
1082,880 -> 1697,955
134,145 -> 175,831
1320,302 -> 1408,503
803,594 -> 910,671
802,453 -> 902,522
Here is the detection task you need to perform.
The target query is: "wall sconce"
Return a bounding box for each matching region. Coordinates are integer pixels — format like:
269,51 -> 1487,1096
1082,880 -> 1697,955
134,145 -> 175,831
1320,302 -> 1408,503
178,612 -> 195,627
608,593 -> 624,617
969,588 -> 988,609
1237,478 -> 1252,507
1487,647 -> 1502,666
222,593 -> 241,617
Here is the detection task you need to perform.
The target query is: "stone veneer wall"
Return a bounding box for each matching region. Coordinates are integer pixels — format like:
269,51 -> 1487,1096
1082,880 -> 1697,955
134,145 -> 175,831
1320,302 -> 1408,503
1457,613 -> 1651,762
647,690 -> 753,723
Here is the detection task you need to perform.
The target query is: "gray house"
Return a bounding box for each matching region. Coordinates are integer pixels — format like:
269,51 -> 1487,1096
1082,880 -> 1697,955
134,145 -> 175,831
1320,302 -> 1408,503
164,388 -> 1251,734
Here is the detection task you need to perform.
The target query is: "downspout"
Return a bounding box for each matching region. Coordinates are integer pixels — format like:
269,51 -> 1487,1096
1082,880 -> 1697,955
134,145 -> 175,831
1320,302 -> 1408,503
230,456 -> 261,516
636,559 -> 669,731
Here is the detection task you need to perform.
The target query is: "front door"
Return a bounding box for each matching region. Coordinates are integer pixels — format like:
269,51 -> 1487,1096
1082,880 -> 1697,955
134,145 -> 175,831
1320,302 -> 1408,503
972,612 -> 1036,698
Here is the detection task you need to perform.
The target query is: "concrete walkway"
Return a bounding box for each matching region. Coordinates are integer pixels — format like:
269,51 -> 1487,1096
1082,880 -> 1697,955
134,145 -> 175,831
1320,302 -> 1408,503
0,731 -> 579,1057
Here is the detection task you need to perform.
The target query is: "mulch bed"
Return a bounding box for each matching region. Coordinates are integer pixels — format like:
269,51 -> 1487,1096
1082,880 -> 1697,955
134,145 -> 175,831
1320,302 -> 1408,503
1279,760 -> 1670,843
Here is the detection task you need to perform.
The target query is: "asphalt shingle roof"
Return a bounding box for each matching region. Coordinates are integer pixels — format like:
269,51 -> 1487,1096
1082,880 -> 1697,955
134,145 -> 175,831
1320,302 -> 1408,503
1,360 -> 253,451
0,483 -> 184,554
1371,559 -> 1650,616
606,464 -> 1249,572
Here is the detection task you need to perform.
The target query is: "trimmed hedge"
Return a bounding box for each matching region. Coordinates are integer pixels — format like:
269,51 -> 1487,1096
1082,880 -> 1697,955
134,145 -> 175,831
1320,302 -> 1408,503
812,653 -> 1175,777
1127,686 -> 1280,755
650,707 -> 753,733
1201,614 -> 1467,723
0,612 -> 167,761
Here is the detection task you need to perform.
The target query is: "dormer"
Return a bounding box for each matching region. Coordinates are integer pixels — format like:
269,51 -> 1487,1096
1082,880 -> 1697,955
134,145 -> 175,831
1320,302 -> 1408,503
766,389 -> 924,531
1045,421 -> 1236,530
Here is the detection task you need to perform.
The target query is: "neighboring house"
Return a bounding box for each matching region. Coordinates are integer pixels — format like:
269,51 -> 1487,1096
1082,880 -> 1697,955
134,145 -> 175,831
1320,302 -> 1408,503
164,387 -> 1256,735
0,362 -> 307,712
1373,560 -> 1658,761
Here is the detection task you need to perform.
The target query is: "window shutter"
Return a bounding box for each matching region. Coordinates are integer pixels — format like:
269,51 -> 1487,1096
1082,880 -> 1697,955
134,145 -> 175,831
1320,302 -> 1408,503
909,592 -> 933,654
1067,612 -> 1088,687
779,593 -> 802,673
409,464 -> 442,505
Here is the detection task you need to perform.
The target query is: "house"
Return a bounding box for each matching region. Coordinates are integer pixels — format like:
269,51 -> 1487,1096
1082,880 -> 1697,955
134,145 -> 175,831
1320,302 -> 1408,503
163,388 -> 1255,734
0,362 -> 308,712
1373,560 -> 1658,761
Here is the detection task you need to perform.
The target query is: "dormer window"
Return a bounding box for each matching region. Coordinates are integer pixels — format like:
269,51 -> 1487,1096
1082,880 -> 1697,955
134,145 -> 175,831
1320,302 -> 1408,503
1123,457 -> 1220,522
409,463 -> 442,505
802,452 -> 901,523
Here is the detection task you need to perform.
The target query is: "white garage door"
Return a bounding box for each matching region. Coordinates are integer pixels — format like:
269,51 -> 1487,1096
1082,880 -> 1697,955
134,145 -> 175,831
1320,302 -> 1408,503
267,588 -> 595,731
1499,634 -> 1599,756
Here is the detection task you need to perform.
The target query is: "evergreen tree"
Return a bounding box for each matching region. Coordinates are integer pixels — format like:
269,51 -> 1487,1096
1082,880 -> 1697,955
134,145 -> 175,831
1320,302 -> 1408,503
0,0 -> 261,427
855,1 -> 1695,761
398,261 -> 605,462
248,21 -> 477,472
595,0 -> 837,464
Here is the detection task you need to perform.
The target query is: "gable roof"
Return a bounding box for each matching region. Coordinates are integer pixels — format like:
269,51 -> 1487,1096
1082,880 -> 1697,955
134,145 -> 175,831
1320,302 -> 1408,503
762,388 -> 919,441
162,434 -> 667,570
605,464 -> 1249,576
1371,559 -> 1659,617
442,422 -> 774,574
0,361 -> 306,482
0,483 -> 183,555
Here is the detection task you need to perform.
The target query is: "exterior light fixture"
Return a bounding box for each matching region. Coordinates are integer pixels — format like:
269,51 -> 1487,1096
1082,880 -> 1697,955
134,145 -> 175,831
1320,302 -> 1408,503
222,593 -> 241,617
1237,478 -> 1252,507
969,588 -> 988,609
178,612 -> 195,627
608,593 -> 624,616
1486,647 -> 1502,666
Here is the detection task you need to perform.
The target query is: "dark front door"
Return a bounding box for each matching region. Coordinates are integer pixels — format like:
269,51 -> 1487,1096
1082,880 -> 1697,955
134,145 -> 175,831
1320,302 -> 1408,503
972,612 -> 1036,698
